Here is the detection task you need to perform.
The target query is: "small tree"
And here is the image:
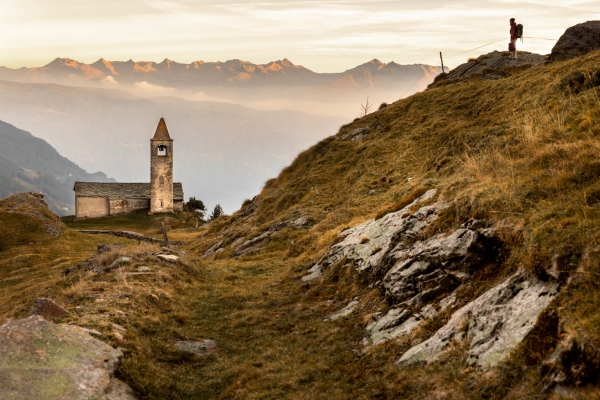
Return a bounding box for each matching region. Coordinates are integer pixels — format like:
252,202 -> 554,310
185,197 -> 206,213
184,197 -> 207,228
359,97 -> 372,118
209,204 -> 224,221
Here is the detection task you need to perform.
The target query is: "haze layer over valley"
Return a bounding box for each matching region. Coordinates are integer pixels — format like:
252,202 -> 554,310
0,58 -> 444,117
0,80 -> 346,212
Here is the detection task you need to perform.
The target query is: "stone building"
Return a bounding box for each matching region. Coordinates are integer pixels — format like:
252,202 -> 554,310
73,118 -> 184,219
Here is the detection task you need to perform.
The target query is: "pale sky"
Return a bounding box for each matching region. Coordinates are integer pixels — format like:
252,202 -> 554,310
0,0 -> 599,72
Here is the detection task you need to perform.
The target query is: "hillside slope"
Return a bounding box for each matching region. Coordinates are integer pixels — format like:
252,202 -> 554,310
4,50 -> 600,399
0,120 -> 113,214
186,49 -> 600,398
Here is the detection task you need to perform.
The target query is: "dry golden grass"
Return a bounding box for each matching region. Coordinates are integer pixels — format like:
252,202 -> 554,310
4,51 -> 600,398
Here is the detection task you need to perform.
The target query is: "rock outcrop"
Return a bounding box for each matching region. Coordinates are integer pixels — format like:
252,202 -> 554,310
398,272 -> 559,370
340,127 -> 370,141
542,334 -> 600,391
202,216 -> 310,258
429,51 -> 545,88
550,21 -> 600,61
310,187 -> 561,371
0,315 -> 134,399
302,189 -> 441,282
0,193 -> 65,245
382,220 -> 496,306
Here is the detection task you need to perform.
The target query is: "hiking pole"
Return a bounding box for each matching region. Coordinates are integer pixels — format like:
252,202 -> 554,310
440,52 -> 445,74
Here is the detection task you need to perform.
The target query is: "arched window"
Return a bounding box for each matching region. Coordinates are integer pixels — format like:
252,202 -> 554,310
157,145 -> 167,156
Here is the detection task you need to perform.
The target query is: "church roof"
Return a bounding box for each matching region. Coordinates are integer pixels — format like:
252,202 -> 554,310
74,182 -> 184,200
152,117 -> 172,140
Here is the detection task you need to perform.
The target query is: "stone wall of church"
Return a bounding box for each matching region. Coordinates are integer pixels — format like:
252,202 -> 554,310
75,197 -> 109,219
76,197 -> 152,219
109,198 -> 150,216
150,139 -> 174,213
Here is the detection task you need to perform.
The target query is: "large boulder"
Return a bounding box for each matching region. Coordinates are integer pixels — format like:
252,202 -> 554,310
0,315 -> 134,400
397,272 -> 559,370
550,21 -> 600,61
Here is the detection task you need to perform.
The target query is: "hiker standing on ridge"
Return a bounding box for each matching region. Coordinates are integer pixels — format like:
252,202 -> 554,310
510,18 -> 518,59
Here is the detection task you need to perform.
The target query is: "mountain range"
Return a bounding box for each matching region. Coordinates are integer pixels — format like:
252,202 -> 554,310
0,119 -> 113,215
0,58 -> 445,117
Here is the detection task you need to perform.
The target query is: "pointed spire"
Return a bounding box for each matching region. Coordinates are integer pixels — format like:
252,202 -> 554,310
152,117 -> 171,140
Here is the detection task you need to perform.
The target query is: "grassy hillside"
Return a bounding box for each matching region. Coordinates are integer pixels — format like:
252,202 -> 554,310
201,50 -> 600,272
6,50 -> 600,399
182,50 -> 600,398
0,193 -> 136,322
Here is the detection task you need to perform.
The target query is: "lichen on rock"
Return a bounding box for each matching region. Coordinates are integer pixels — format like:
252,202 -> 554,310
0,315 -> 133,399
397,271 -> 559,370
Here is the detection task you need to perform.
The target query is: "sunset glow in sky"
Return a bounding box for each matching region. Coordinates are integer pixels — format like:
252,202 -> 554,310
1,0 -> 599,71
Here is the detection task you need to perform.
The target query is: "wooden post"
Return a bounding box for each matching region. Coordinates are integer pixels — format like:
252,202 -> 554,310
440,52 -> 445,74
161,222 -> 169,247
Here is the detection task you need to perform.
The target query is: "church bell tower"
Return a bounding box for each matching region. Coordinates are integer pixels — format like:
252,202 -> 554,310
150,117 -> 174,213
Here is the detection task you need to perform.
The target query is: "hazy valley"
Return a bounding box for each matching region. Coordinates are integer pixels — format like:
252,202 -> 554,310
0,119 -> 112,215
0,80 -> 347,211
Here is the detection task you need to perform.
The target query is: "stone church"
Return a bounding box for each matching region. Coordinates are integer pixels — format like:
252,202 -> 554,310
73,118 -> 184,219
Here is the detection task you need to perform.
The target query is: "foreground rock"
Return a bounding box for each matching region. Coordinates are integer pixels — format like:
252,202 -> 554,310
0,315 -> 134,399
397,272 -> 559,370
550,21 -> 600,61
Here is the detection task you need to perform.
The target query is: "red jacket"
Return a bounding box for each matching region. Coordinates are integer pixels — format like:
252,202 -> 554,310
510,24 -> 517,41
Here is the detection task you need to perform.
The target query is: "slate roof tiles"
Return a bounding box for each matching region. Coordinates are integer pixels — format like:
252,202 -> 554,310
74,182 -> 183,200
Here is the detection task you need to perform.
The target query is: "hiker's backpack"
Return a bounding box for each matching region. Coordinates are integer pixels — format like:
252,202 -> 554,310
516,24 -> 524,40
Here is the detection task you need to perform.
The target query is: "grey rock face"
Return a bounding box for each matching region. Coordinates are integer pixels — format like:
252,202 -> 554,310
157,254 -> 179,263
174,340 -> 217,355
367,294 -> 457,344
550,21 -> 600,61
397,272 -> 559,370
0,315 -> 132,400
105,378 -> 136,400
233,217 -> 309,257
107,256 -> 132,271
341,127 -> 370,141
430,51 -> 545,88
202,240 -> 224,258
367,307 -> 419,344
302,189 -> 441,282
325,300 -> 359,321
383,225 -> 495,306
